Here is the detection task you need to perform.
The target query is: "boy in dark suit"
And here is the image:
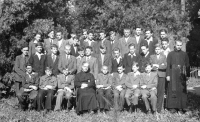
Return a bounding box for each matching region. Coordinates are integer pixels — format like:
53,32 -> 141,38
123,43 -> 139,74
133,26 -> 144,54
29,33 -> 42,56
96,65 -> 113,112
44,30 -> 55,55
54,30 -> 68,55
112,64 -> 129,111
150,43 -> 167,113
58,44 -> 77,75
14,43 -> 29,93
96,44 -> 112,73
37,67 -> 57,112
54,68 -> 74,111
111,48 -> 123,73
76,46 -> 85,73
140,63 -> 158,114
125,62 -> 141,112
70,35 -> 80,57
29,42 -> 46,76
17,64 -> 39,110
109,31 -> 120,56
45,44 -> 59,76
138,44 -> 150,73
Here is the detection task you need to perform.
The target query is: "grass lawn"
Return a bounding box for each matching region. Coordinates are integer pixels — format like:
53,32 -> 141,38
0,92 -> 199,122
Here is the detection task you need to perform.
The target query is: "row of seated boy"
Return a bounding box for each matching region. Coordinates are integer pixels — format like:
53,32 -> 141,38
16,60 -> 158,114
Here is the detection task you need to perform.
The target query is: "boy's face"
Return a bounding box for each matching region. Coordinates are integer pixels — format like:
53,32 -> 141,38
175,41 -> 183,51
135,28 -> 142,36
110,33 -> 115,41
85,48 -> 92,56
132,65 -> 139,72
22,47 -> 29,56
65,46 -> 71,55
63,69 -> 69,76
145,65 -> 152,73
73,38 -> 79,46
114,50 -> 120,58
51,47 -> 58,55
101,66 -> 108,74
124,29 -> 131,37
155,47 -> 161,55
145,31 -> 152,39
88,33 -> 93,40
46,70 -> 52,76
129,46 -> 135,54
160,32 -> 167,39
162,41 -> 169,50
35,34 -> 41,41
141,46 -> 148,55
26,66 -> 32,74
36,46 -> 43,53
48,31 -> 54,39
83,31 -> 87,38
78,50 -> 85,57
82,63 -> 89,72
99,33 -> 106,40
56,32 -> 62,40
100,48 -> 106,54
117,66 -> 124,74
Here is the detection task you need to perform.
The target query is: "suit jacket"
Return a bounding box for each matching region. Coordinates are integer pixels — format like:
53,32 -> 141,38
140,37 -> 158,55
119,36 -> 136,57
14,55 -> 29,82
133,35 -> 144,54
111,73 -> 129,89
39,75 -> 57,90
150,54 -> 167,77
53,39 -> 68,55
22,72 -> 39,89
66,38 -> 74,45
96,53 -> 112,73
44,38 -> 56,54
45,54 -> 60,75
111,57 -> 123,73
82,56 -> 98,79
57,74 -> 74,89
70,45 -> 79,57
138,52 -> 150,73
126,72 -> 141,89
29,53 -> 46,76
96,73 -> 112,87
76,56 -> 85,74
110,39 -> 120,56
97,39 -> 112,55
83,40 -> 98,55
140,72 -> 158,89
58,54 -> 77,74
123,53 -> 139,74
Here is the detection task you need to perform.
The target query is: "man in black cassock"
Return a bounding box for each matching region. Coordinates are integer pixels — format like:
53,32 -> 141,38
74,62 -> 98,114
166,40 -> 189,113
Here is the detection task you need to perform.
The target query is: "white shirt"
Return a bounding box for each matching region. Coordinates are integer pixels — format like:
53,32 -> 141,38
111,40 -> 115,45
146,37 -> 153,45
156,54 -> 160,59
162,48 -> 170,57
135,35 -> 140,44
35,52 -> 43,60
52,54 -> 57,62
58,39 -> 63,48
125,37 -> 129,43
101,53 -> 105,65
134,71 -> 140,77
86,56 -> 91,61
119,73 -> 124,79
128,53 -> 136,57
145,51 -> 149,57
66,54 -> 70,59
115,56 -> 122,64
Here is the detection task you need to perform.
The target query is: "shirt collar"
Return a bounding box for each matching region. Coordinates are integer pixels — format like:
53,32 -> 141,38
128,53 -> 136,56
33,40 -> 38,43
35,52 -> 43,56
146,37 -> 153,42
114,56 -> 122,60
144,51 -> 149,57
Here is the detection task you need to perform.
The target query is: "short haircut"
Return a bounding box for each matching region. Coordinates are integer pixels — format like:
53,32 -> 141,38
129,43 -> 135,48
99,29 -> 106,34
77,46 -> 85,51
83,29 -> 88,33
155,43 -> 161,48
65,44 -> 71,49
48,29 -> 54,34
117,62 -> 124,68
56,29 -> 63,34
135,25 -> 142,29
85,46 -> 93,51
51,44 -> 58,49
21,43 -> 29,49
141,43 -> 148,48
124,28 -> 131,31
101,65 -> 108,69
26,63 -> 32,68
35,42 -> 43,47
82,61 -> 89,66
88,30 -> 94,34
161,38 -> 169,43
160,29 -> 168,34
175,40 -> 183,44
100,44 -> 107,49
45,67 -> 52,71
145,28 -> 153,33
132,62 -> 139,67
109,31 -> 116,36
113,47 -> 120,52
145,62 -> 152,68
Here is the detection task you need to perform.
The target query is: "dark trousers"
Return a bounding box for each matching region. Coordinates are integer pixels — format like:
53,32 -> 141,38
96,89 -> 112,110
37,89 -> 55,111
157,77 -> 166,112
141,89 -> 157,111
113,89 -> 126,111
14,82 -> 22,94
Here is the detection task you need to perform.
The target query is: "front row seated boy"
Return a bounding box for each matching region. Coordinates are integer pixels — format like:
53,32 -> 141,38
17,64 -> 39,110
54,68 -> 74,111
140,63 -> 158,114
37,67 -> 57,113
112,63 -> 129,111
96,65 -> 113,113
125,62 -> 141,112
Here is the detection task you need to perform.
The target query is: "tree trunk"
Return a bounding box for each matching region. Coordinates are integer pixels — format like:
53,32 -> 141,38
181,0 -> 185,15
